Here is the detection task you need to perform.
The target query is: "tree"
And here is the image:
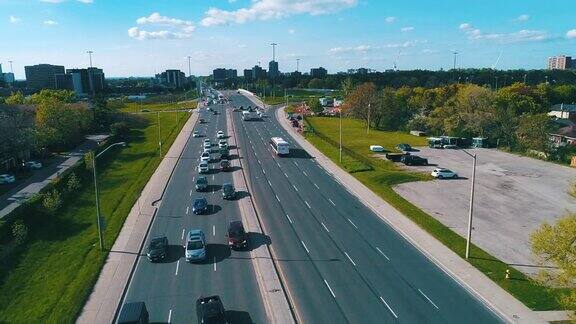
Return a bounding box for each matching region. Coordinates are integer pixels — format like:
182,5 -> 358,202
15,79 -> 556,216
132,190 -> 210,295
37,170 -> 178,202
66,172 -> 81,192
11,219 -> 28,245
35,99 -> 93,151
110,121 -> 130,138
0,106 -> 36,161
515,114 -> 553,153
5,91 -> 25,105
531,213 -> 576,316
42,189 -> 62,213
28,89 -> 75,105
307,99 -> 323,114
342,82 -> 377,127
341,77 -> 355,98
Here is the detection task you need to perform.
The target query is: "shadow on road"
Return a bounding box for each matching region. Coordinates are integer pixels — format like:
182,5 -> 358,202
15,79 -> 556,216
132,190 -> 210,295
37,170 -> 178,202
163,245 -> 184,263
203,205 -> 222,215
226,310 -> 253,324
200,243 -> 231,264
207,184 -> 222,192
247,232 -> 271,251
233,191 -> 251,200
288,148 -> 313,159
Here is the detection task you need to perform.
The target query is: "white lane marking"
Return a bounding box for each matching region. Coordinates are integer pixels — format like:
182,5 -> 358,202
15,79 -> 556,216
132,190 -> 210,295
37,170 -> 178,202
344,251 -> 357,266
376,247 -> 390,261
328,198 -> 336,206
286,214 -> 293,224
213,225 -> 216,236
292,184 -> 299,192
313,183 -> 320,190
276,161 -> 281,168
189,190 -> 192,196
321,222 -> 330,232
175,261 -> 180,276
380,297 -> 398,319
275,195 -> 281,202
168,309 -> 172,323
418,289 -> 439,309
348,218 -> 358,229
213,257 -> 217,271
257,159 -> 261,165
186,207 -> 189,215
283,172 -> 288,178
267,180 -> 272,186
262,169 -> 266,175
181,228 -> 185,240
301,241 -> 310,254
324,280 -> 336,298
212,175 -> 215,180
305,201 -> 311,209
303,171 -> 308,176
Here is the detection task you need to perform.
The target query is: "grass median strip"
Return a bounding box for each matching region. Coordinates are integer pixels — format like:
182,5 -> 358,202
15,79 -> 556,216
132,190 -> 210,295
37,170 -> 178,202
304,116 -> 567,311
0,109 -> 190,322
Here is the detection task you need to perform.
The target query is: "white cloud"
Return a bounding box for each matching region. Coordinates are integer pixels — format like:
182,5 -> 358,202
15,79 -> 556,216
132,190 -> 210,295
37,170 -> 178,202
329,41 -> 419,54
459,22 -> 550,43
200,0 -> 358,27
401,26 -> 414,32
40,0 -> 66,3
127,27 -> 193,40
459,23 -> 472,30
567,29 -> 576,39
288,28 -> 295,34
514,14 -> 530,22
9,15 -> 21,23
385,16 -> 396,23
136,12 -> 194,29
43,20 -> 58,26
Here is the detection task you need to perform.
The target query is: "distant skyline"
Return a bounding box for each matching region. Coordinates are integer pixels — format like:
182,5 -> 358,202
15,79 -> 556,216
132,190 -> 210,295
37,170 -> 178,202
1,0 -> 576,79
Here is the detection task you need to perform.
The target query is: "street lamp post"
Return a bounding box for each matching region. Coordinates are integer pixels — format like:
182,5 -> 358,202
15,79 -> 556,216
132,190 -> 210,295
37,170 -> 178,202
92,142 -> 126,251
157,112 -> 162,157
462,149 -> 477,259
339,106 -> 343,163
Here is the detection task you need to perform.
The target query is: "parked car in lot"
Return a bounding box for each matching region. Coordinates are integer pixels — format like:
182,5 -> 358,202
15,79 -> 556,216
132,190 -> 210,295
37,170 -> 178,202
201,151 -> 211,162
220,159 -> 231,171
198,161 -> 210,174
218,140 -> 228,149
443,144 -> 459,149
24,161 -> 43,170
219,147 -> 230,159
192,197 -> 209,214
146,235 -> 168,262
203,142 -> 211,150
216,131 -> 225,139
199,118 -> 206,124
185,229 -> 206,262
227,220 -> 248,250
222,183 -> 236,200
193,131 -> 200,138
396,143 -> 413,152
386,153 -> 408,162
0,174 -> 16,184
401,155 -> 428,166
195,176 -> 208,191
196,295 -> 226,323
431,168 -> 458,179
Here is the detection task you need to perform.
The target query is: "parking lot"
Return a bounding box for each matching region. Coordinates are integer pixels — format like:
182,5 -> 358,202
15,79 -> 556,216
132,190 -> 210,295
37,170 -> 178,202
392,147 -> 576,276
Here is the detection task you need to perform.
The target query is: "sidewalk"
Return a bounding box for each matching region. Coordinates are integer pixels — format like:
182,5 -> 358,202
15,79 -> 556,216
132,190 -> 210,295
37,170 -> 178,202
226,109 -> 295,324
275,107 -> 545,324
76,109 -> 198,324
0,137 -> 103,219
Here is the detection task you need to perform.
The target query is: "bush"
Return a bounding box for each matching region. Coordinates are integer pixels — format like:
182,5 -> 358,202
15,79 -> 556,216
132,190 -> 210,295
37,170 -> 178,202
110,121 -> 130,138
42,189 -> 62,213
66,172 -> 81,192
11,219 -> 28,245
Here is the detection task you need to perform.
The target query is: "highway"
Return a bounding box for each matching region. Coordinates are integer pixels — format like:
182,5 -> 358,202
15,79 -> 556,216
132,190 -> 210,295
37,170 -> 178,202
228,92 -> 502,324
121,101 -> 267,323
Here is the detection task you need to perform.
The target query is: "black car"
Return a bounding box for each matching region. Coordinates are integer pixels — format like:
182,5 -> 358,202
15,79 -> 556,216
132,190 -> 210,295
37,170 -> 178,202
227,220 -> 248,249
220,159 -> 231,171
196,295 -> 226,324
401,154 -> 428,166
199,118 -> 206,124
118,302 -> 150,324
396,143 -> 413,152
146,235 -> 168,262
222,183 -> 235,200
219,147 -> 230,159
386,152 -> 409,162
192,197 -> 208,215
195,176 -> 208,191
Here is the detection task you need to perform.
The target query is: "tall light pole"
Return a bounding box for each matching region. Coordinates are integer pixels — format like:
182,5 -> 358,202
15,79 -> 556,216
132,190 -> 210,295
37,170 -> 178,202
270,43 -> 277,98
270,43 -> 277,61
462,149 -> 477,259
296,58 -> 300,72
452,51 -> 458,70
187,56 -> 192,77
92,142 -> 126,251
366,102 -> 371,134
339,106 -> 343,163
157,112 -> 162,157
8,60 -> 13,73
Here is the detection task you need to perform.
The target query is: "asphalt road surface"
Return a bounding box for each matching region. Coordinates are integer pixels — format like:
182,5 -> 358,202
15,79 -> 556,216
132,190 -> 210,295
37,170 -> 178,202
122,101 -> 267,323
228,92 -> 502,324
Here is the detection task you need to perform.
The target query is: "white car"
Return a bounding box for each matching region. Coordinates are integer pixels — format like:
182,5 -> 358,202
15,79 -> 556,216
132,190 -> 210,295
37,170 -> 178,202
0,174 -> 16,184
197,161 -> 209,173
431,168 -> 458,179
203,142 -> 211,150
216,131 -> 225,139
203,138 -> 211,144
201,151 -> 211,162
193,131 -> 200,138
203,147 -> 211,154
218,140 -> 228,149
25,161 -> 42,170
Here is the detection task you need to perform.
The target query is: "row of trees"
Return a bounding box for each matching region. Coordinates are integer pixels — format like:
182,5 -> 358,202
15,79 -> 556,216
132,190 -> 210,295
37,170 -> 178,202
341,81 -> 575,157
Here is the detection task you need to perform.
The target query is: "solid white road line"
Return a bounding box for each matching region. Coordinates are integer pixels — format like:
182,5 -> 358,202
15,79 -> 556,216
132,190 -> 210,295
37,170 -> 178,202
286,214 -> 293,224
213,257 -> 217,271
376,247 -> 390,261
175,261 -> 180,276
321,222 -> 330,232
328,198 -> 336,206
267,180 -> 272,186
189,190 -> 192,197
168,309 -> 172,323
418,289 -> 439,309
301,241 -> 310,254
213,225 -> 216,236
212,175 -> 215,180
262,169 -> 266,174
275,195 -> 281,202
344,251 -> 357,266
181,228 -> 185,240
305,201 -> 311,209
348,218 -> 358,229
313,183 -> 320,189
324,280 -> 336,298
186,207 -> 189,215
380,297 -> 398,319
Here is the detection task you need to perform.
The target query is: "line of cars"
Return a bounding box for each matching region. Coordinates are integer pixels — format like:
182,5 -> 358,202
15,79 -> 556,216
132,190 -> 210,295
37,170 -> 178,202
387,143 -> 459,179
0,161 -> 43,185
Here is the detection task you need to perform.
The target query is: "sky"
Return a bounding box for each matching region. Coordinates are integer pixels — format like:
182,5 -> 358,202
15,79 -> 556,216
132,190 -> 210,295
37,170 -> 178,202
1,0 -> 576,79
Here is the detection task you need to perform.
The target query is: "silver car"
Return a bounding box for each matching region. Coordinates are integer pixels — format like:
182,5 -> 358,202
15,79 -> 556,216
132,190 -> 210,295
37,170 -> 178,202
0,174 -> 15,184
185,229 -> 206,262
197,161 -> 209,174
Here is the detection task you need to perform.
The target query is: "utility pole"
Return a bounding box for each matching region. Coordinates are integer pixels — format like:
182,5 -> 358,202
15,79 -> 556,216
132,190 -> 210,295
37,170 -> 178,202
463,150 -> 477,259
8,60 -> 13,73
271,43 -> 277,61
87,50 -> 97,120
157,111 -> 162,157
296,58 -> 300,72
366,102 -> 371,134
187,56 -> 192,77
452,51 -> 458,70
339,106 -> 343,163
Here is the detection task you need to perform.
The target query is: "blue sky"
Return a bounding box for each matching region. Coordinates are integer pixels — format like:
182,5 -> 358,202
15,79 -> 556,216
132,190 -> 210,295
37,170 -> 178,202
1,0 -> 575,78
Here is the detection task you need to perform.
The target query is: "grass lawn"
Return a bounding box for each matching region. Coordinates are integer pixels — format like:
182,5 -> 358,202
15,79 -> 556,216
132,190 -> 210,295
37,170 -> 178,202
120,100 -> 197,113
305,117 -> 567,310
0,108 -> 190,322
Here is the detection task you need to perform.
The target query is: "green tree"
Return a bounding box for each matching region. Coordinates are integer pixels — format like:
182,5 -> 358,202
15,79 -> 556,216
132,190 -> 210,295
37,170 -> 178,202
42,189 -> 62,213
35,99 -> 93,151
531,212 -> 576,317
110,121 -> 130,139
342,82 -> 377,126
5,91 -> 25,105
307,99 -> 324,114
515,114 -> 553,153
29,89 -> 75,105
11,219 -> 28,245
66,172 -> 81,192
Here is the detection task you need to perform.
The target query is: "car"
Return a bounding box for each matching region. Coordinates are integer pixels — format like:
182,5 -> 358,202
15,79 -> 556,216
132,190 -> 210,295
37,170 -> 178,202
146,235 -> 168,262
386,152 -> 408,162
192,197 -> 209,215
396,143 -> 413,152
140,109 -> 150,112
24,161 -> 43,170
218,140 -> 228,149
260,112 -> 268,118
0,174 -> 16,184
203,142 -> 212,150
212,110 -> 218,115
198,161 -> 210,173
227,220 -> 248,250
195,176 -> 208,191
220,159 -> 231,171
239,105 -> 244,110
401,155 -> 428,166
222,183 -> 236,200
443,144 -> 459,149
196,295 -> 226,324
199,118 -> 206,124
204,138 -> 211,144
431,168 -> 458,179
201,151 -> 211,162
185,229 -> 207,262
233,106 -> 240,112
193,131 -> 200,138
216,131 -> 225,139
118,302 -> 150,324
